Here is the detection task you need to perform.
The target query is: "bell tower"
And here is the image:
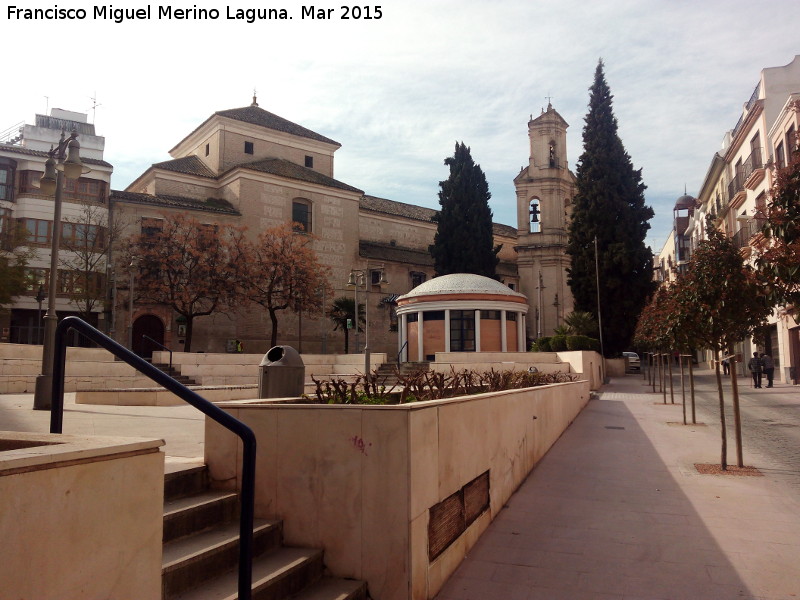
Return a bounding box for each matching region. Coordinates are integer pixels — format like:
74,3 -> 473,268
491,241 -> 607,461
514,102 -> 576,341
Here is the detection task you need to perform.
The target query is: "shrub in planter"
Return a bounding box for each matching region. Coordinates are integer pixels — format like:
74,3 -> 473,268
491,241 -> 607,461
531,337 -> 552,352
550,335 -> 568,352
566,335 -> 600,352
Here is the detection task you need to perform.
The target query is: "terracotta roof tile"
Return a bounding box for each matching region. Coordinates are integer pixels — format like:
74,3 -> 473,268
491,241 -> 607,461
215,105 -> 340,147
235,158 -> 362,193
152,155 -> 216,178
361,194 -> 517,237
110,190 -> 240,215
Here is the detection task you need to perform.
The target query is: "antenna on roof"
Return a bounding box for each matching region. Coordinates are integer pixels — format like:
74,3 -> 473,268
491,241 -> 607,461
44,96 -> 49,115
89,92 -> 102,124
251,89 -> 258,107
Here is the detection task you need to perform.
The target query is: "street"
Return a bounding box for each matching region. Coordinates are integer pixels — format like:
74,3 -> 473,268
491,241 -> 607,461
648,366 -> 800,490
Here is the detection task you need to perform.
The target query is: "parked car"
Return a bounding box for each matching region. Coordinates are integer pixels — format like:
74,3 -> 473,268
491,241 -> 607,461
623,351 -> 640,372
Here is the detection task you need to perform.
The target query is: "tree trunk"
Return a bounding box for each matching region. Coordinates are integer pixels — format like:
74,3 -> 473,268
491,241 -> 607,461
269,308 -> 279,347
661,353 -> 667,403
185,317 -> 194,353
668,352 -> 675,404
689,355 -> 696,424
729,352 -> 745,467
714,349 -> 728,470
651,352 -> 656,392
680,354 -> 686,424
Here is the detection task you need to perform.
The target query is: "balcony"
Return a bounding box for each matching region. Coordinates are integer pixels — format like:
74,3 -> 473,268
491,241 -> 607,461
741,147 -> 766,190
732,219 -> 763,248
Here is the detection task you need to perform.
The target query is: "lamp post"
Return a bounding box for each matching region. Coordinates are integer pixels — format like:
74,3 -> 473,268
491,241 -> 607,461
347,264 -> 388,375
35,285 -> 46,344
33,128 -> 85,410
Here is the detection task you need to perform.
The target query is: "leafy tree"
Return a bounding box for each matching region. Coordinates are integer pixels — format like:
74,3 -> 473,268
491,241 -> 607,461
563,310 -> 599,337
754,109 -> 800,310
59,203 -> 123,320
430,142 -> 499,277
566,59 -> 656,356
328,296 -> 364,354
0,220 -> 34,310
673,220 -> 770,469
124,213 -> 247,352
241,223 -> 332,347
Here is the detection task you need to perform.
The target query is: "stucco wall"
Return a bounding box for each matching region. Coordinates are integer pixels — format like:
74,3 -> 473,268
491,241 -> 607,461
205,379 -> 590,600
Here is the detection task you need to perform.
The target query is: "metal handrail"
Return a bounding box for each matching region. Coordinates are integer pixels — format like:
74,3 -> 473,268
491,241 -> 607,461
397,340 -> 408,365
51,317 -> 255,600
142,334 -> 173,369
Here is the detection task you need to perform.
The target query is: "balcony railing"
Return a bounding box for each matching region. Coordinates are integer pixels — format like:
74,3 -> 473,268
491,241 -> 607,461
732,219 -> 763,248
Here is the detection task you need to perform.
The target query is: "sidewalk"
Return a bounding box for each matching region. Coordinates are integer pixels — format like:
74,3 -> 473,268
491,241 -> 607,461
436,374 -> 800,600
0,392 -> 205,466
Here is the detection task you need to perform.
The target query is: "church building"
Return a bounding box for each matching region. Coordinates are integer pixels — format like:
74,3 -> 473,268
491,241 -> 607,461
108,98 -> 576,357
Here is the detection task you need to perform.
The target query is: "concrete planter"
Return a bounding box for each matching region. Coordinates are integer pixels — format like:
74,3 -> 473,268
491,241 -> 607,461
205,379 -> 590,600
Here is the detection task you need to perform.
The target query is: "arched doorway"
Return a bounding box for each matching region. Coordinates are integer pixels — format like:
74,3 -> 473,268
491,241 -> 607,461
132,315 -> 165,360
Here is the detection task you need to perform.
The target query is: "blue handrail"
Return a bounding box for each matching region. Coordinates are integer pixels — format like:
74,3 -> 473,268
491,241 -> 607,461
51,317 -> 256,600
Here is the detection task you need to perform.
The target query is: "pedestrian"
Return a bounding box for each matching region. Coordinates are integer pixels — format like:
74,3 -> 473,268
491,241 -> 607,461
747,351 -> 763,388
722,357 -> 730,375
236,339 -> 244,353
761,353 -> 775,388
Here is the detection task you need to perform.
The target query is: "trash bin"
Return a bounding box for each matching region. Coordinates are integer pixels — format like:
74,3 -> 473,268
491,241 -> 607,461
258,345 -> 305,398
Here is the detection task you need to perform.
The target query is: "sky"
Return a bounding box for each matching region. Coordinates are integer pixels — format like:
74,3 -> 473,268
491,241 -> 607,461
4,0 -> 800,252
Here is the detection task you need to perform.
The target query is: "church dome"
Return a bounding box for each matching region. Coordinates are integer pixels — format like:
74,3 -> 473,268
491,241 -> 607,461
674,194 -> 696,210
397,273 -> 526,302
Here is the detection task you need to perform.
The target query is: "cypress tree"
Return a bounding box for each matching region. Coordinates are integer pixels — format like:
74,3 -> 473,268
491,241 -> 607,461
430,142 -> 499,277
566,60 -> 656,356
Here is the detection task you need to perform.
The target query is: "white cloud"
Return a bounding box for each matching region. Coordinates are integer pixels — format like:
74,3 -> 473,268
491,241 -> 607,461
5,0 -> 800,251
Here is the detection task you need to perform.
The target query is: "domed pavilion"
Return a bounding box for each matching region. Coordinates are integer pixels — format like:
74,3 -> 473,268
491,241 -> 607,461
395,273 -> 529,362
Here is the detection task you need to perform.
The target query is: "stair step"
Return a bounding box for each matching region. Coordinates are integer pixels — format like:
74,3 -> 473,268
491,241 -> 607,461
164,465 -> 209,501
164,490 -> 239,543
291,577 -> 368,600
162,519 -> 282,599
170,546 -> 325,600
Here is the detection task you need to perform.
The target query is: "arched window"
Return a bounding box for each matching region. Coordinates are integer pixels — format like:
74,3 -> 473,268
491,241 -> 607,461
529,198 -> 541,233
548,141 -> 557,167
292,198 -> 312,233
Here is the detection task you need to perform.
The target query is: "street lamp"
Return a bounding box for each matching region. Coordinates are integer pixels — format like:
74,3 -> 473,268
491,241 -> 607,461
347,264 -> 388,375
35,285 -> 46,344
33,128 -> 85,410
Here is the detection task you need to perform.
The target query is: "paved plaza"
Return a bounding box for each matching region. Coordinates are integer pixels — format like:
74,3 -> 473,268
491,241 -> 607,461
2,370 -> 799,599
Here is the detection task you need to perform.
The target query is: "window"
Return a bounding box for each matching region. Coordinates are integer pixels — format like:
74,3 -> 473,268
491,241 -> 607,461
787,125 -> 797,158
62,223 -> 104,249
205,143 -> 210,156
529,198 -> 541,233
450,310 -> 476,351
24,218 -> 51,245
548,141 -> 556,167
423,311 -> 445,321
480,310 -> 501,320
23,268 -> 49,292
370,269 -> 384,285
141,217 -> 164,238
410,271 -> 426,288
507,282 -> 516,291
292,199 -> 311,233
244,141 -> 254,154
776,142 -> 786,170
507,312 -> 517,321
304,155 -> 314,168
406,313 -> 418,323
0,158 -> 16,202
63,178 -> 106,204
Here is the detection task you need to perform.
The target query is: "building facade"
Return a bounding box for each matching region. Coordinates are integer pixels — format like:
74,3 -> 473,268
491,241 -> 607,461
4,98 -> 577,359
0,109 -> 113,345
659,55 -> 800,382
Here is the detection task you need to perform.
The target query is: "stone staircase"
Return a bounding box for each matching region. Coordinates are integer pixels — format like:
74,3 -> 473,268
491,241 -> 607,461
373,361 -> 429,385
162,464 -> 368,600
152,362 -> 198,387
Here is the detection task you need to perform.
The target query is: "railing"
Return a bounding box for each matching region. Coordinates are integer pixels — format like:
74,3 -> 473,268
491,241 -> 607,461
51,317 -> 256,600
732,219 -> 764,248
143,334 -> 173,369
397,340 -> 408,365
